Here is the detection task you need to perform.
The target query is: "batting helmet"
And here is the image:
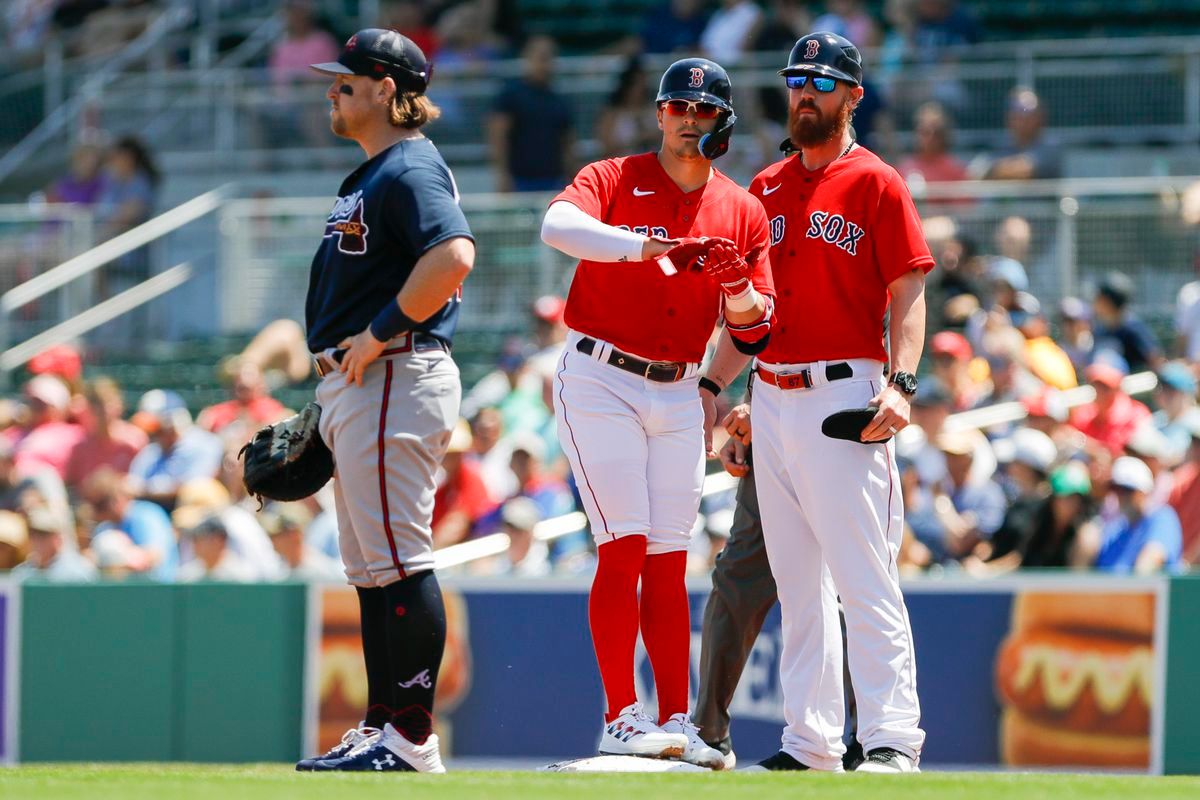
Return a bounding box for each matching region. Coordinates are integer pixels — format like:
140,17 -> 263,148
656,58 -> 737,160
779,31 -> 863,87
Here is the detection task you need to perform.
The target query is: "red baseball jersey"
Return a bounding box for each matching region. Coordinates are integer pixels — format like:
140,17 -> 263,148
553,152 -> 774,363
748,146 -> 934,364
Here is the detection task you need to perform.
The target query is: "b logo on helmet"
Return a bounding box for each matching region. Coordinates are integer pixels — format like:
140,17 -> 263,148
805,39 -> 820,59
689,67 -> 704,88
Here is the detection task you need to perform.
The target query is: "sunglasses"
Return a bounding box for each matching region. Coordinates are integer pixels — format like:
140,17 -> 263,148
786,75 -> 838,93
660,99 -> 723,119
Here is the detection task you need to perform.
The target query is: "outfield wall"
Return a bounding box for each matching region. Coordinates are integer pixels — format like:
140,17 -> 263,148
2,575 -> 1197,773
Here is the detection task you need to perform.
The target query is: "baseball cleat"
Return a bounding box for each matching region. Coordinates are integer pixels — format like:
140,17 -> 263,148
598,702 -> 688,759
661,714 -> 728,770
311,723 -> 446,773
296,724 -> 381,771
741,750 -> 811,771
854,747 -> 920,773
842,738 -> 865,772
709,734 -> 737,770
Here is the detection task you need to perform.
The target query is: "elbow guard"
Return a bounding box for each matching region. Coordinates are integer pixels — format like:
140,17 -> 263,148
727,295 -> 774,355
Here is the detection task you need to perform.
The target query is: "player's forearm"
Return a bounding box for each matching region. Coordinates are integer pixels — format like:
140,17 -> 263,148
541,200 -> 647,262
393,236 -> 475,322
702,328 -> 753,390
887,269 -> 926,374
724,289 -> 768,326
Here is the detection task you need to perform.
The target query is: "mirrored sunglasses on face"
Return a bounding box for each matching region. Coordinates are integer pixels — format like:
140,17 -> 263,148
785,75 -> 838,93
660,99 -> 722,119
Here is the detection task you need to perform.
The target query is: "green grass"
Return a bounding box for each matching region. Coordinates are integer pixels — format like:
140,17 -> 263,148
1,765 -> 1199,800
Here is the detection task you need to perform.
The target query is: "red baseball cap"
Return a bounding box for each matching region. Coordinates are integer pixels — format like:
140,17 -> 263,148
1085,362 -> 1125,390
930,331 -> 972,361
531,295 -> 566,324
28,344 -> 82,383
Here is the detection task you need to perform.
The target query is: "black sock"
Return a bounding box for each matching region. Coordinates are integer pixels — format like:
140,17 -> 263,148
382,570 -> 446,745
356,586 -> 392,730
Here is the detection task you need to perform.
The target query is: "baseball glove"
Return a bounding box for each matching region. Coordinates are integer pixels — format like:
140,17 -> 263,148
821,407 -> 893,444
239,402 -> 334,507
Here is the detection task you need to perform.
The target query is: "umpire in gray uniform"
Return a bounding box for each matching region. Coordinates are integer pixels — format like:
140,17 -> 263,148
295,28 -> 474,774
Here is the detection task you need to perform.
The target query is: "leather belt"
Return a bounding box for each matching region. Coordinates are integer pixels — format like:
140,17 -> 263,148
755,361 -> 853,390
313,333 -> 449,378
576,336 -> 692,383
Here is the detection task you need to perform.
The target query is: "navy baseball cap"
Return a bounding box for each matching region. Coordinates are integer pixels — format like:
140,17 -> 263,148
311,28 -> 431,94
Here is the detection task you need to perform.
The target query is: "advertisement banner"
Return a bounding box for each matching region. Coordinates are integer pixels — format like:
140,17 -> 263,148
312,576 -> 1165,770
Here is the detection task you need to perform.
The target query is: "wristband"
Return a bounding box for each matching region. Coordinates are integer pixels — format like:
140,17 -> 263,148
724,284 -> 759,313
699,377 -> 723,397
369,300 -> 419,343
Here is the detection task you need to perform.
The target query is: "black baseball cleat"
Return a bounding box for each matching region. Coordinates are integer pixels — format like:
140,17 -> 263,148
741,750 -> 811,771
855,746 -> 920,773
842,738 -> 865,771
296,726 -> 380,771
708,734 -> 737,770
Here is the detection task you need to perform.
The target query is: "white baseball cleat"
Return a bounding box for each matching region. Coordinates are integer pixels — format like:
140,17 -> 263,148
854,747 -> 920,773
661,714 -> 728,770
598,702 -> 688,759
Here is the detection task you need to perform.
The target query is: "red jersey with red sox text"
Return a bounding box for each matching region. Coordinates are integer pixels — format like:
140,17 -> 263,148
749,146 -> 934,364
554,152 -> 775,363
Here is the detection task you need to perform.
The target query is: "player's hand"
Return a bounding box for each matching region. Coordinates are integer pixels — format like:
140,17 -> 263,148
860,384 -> 911,442
700,387 -> 719,458
642,235 -> 680,262
337,328 -> 389,387
703,240 -> 753,296
660,236 -> 737,273
719,436 -> 750,478
722,403 -> 752,445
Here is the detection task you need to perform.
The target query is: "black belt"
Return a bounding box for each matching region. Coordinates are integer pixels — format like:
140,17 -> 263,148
312,333 -> 449,378
576,337 -> 692,383
755,361 -> 853,390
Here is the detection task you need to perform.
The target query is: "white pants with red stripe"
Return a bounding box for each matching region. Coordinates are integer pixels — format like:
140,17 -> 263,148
750,359 -> 924,770
316,349 -> 460,586
553,331 -> 704,554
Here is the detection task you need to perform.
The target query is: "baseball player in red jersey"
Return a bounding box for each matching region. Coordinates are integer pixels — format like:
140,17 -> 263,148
740,32 -> 931,773
540,58 -> 775,768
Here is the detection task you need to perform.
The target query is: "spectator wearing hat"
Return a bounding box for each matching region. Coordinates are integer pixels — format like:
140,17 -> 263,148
1123,424 -> 1176,509
1014,295 -> 1078,391
13,374 -> 86,480
1153,362 -> 1199,459
506,430 -> 574,522
127,390 -> 224,510
1167,413 -> 1200,565
528,295 -> 568,381
432,419 -> 497,548
64,377 -> 148,492
978,327 -> 1043,415
1091,272 -> 1164,375
1083,456 -> 1182,574
986,256 -> 1028,314
178,515 -> 257,583
27,344 -> 84,390
1058,296 -> 1094,377
0,509 -> 29,570
485,496 -> 551,577
12,507 -> 96,582
197,360 -> 289,448
981,428 -> 1057,560
90,530 -> 152,581
262,502 -> 342,582
1070,363 -> 1152,457
0,436 -> 73,545
83,467 -> 178,582
929,331 -> 983,411
172,477 -> 280,581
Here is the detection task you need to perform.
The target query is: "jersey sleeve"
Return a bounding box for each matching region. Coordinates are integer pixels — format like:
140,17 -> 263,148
552,158 -> 623,220
385,165 -> 475,257
873,172 -> 935,286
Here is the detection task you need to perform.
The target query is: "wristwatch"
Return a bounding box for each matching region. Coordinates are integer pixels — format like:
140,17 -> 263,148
889,371 -> 918,396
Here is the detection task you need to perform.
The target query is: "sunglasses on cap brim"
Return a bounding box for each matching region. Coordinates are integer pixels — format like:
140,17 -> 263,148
785,75 -> 838,93
659,99 -> 723,119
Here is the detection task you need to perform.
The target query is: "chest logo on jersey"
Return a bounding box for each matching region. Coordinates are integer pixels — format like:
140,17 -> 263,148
769,215 -> 786,247
805,211 -> 866,255
325,190 -> 370,255
616,224 -> 669,238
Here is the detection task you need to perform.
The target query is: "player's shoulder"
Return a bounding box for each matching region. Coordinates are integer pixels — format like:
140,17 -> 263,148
588,152 -> 655,177
748,156 -> 795,194
841,145 -> 905,186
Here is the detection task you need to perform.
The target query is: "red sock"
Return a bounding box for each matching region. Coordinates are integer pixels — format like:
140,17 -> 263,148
639,550 -> 690,723
589,535 -> 647,723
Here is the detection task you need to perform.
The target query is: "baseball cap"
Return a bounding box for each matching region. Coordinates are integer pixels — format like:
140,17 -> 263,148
532,295 -> 566,325
1158,362 -> 1197,395
936,428 -> 981,457
446,418 -> 473,454
260,502 -> 313,537
1009,428 -> 1058,473
1085,362 -> 1126,390
912,379 -> 952,409
1049,462 -> 1091,497
1125,424 -> 1171,461
28,344 -> 82,383
311,28 -> 431,94
987,257 -> 1029,292
134,389 -> 191,433
930,331 -> 972,361
500,497 -> 542,532
24,374 -> 71,412
509,431 -> 547,462
1058,296 -> 1091,322
0,511 -> 28,550
1111,456 -> 1154,493
1097,271 -> 1134,308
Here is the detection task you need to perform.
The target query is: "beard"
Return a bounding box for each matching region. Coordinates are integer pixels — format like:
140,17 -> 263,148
788,95 -> 855,148
330,109 -> 349,138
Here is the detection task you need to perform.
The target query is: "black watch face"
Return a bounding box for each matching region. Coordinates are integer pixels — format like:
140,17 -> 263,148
893,373 -> 917,394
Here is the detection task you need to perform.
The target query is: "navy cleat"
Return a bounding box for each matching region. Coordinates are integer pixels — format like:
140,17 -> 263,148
296,725 -> 380,771
311,723 -> 446,773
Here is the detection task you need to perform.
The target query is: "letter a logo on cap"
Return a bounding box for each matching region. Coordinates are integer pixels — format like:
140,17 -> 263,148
346,34 -> 358,49
689,67 -> 704,87
805,40 -> 820,59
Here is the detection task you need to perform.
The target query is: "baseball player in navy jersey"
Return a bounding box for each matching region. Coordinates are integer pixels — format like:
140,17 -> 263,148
293,29 -> 475,774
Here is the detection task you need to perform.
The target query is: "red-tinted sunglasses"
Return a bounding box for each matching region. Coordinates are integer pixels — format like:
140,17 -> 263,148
660,99 -> 722,119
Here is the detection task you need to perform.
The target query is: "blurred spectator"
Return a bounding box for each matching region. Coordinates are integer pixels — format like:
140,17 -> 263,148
0,437 -> 73,540
813,0 -> 880,47
178,515 -> 256,583
127,390 -> 224,509
11,507 -> 96,582
173,477 -> 279,580
1168,414 -> 1200,565
978,326 -> 1041,408
507,431 -> 573,520
597,58 -> 658,159
432,420 -> 497,548
90,530 -> 150,580
495,340 -> 551,438
700,0 -> 763,65
912,0 -> 980,56
1014,296 -> 1078,391
994,215 -> 1032,265
262,502 -> 342,581
65,377 -> 149,491
45,140 -> 107,207
74,0 -> 157,59
1091,272 -> 1164,374
13,375 -> 86,480
1124,424 -> 1175,508
985,256 -> 1028,316
84,467 -> 178,582
638,0 -> 709,55
973,428 -> 1056,561
488,36 -> 574,193
95,135 -> 159,241
264,0 -> 339,147
197,360 -> 289,446
1154,362 -> 1199,459
929,331 -> 981,410
1174,263 -> 1200,361
985,87 -> 1062,181
461,303 -> 563,421
1057,296 -> 1094,375
752,0 -> 811,53
382,0 -> 438,58
899,379 -> 953,488
897,102 -> 968,186
1087,456 -> 1182,573
486,496 -> 550,577
27,344 -> 84,389
528,295 -> 569,379
221,318 -> 313,388
1022,389 -> 1072,441
470,406 -> 515,499
4,0 -> 58,63
431,1 -> 503,69
0,510 -> 28,570
1070,363 -> 1152,456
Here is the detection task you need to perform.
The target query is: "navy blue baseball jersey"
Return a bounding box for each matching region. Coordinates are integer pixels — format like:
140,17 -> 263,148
305,137 -> 474,352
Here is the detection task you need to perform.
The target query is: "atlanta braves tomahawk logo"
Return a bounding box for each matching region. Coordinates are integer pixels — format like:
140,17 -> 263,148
398,669 -> 433,689
805,39 -> 820,59
689,67 -> 704,87
325,190 -> 370,254
806,210 -> 866,255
